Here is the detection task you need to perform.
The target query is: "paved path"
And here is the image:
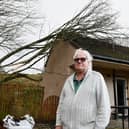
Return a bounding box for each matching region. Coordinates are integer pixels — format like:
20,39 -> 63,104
107,119 -> 128,129
34,119 -> 129,129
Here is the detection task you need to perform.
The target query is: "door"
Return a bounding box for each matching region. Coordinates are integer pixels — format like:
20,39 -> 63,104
115,78 -> 127,113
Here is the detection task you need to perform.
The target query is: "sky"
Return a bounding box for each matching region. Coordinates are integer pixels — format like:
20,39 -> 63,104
2,0 -> 129,74
38,0 -> 129,34
26,0 -> 129,74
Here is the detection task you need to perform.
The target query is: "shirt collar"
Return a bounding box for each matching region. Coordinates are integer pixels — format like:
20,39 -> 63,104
73,69 -> 91,80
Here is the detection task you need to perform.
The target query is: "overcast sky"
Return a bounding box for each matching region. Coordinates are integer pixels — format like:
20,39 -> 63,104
38,0 -> 129,34
22,0 -> 129,73
2,0 -> 129,74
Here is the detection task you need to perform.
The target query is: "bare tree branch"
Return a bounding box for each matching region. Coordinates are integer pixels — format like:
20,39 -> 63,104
0,0 -> 129,83
0,73 -> 42,84
0,0 -> 43,52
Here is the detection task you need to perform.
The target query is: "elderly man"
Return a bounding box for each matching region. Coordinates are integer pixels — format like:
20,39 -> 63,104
55,48 -> 111,129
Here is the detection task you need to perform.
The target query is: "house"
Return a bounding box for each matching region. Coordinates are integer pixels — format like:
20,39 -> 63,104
41,37 -> 129,121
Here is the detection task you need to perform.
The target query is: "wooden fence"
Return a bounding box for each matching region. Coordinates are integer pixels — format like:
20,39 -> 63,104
0,84 -> 44,121
0,83 -> 59,122
42,96 -> 59,121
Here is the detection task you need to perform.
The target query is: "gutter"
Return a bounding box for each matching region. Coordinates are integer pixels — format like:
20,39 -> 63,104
93,55 -> 129,66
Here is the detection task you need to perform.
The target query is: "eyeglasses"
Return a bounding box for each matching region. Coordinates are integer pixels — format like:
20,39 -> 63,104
74,57 -> 87,63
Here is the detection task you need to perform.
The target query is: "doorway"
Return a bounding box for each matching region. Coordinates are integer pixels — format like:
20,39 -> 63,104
115,78 -> 127,113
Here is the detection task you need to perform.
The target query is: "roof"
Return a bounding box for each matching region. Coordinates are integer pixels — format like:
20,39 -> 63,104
70,37 -> 129,65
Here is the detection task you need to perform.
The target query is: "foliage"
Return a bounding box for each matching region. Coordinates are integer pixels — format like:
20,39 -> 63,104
0,73 -> 42,84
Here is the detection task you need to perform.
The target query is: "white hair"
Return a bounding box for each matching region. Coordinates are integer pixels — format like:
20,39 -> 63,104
73,48 -> 93,61
73,48 -> 93,70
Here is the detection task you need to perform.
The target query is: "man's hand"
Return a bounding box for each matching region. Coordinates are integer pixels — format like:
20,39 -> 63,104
55,125 -> 62,129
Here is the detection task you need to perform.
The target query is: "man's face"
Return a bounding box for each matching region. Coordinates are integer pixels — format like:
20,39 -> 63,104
73,51 -> 88,72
